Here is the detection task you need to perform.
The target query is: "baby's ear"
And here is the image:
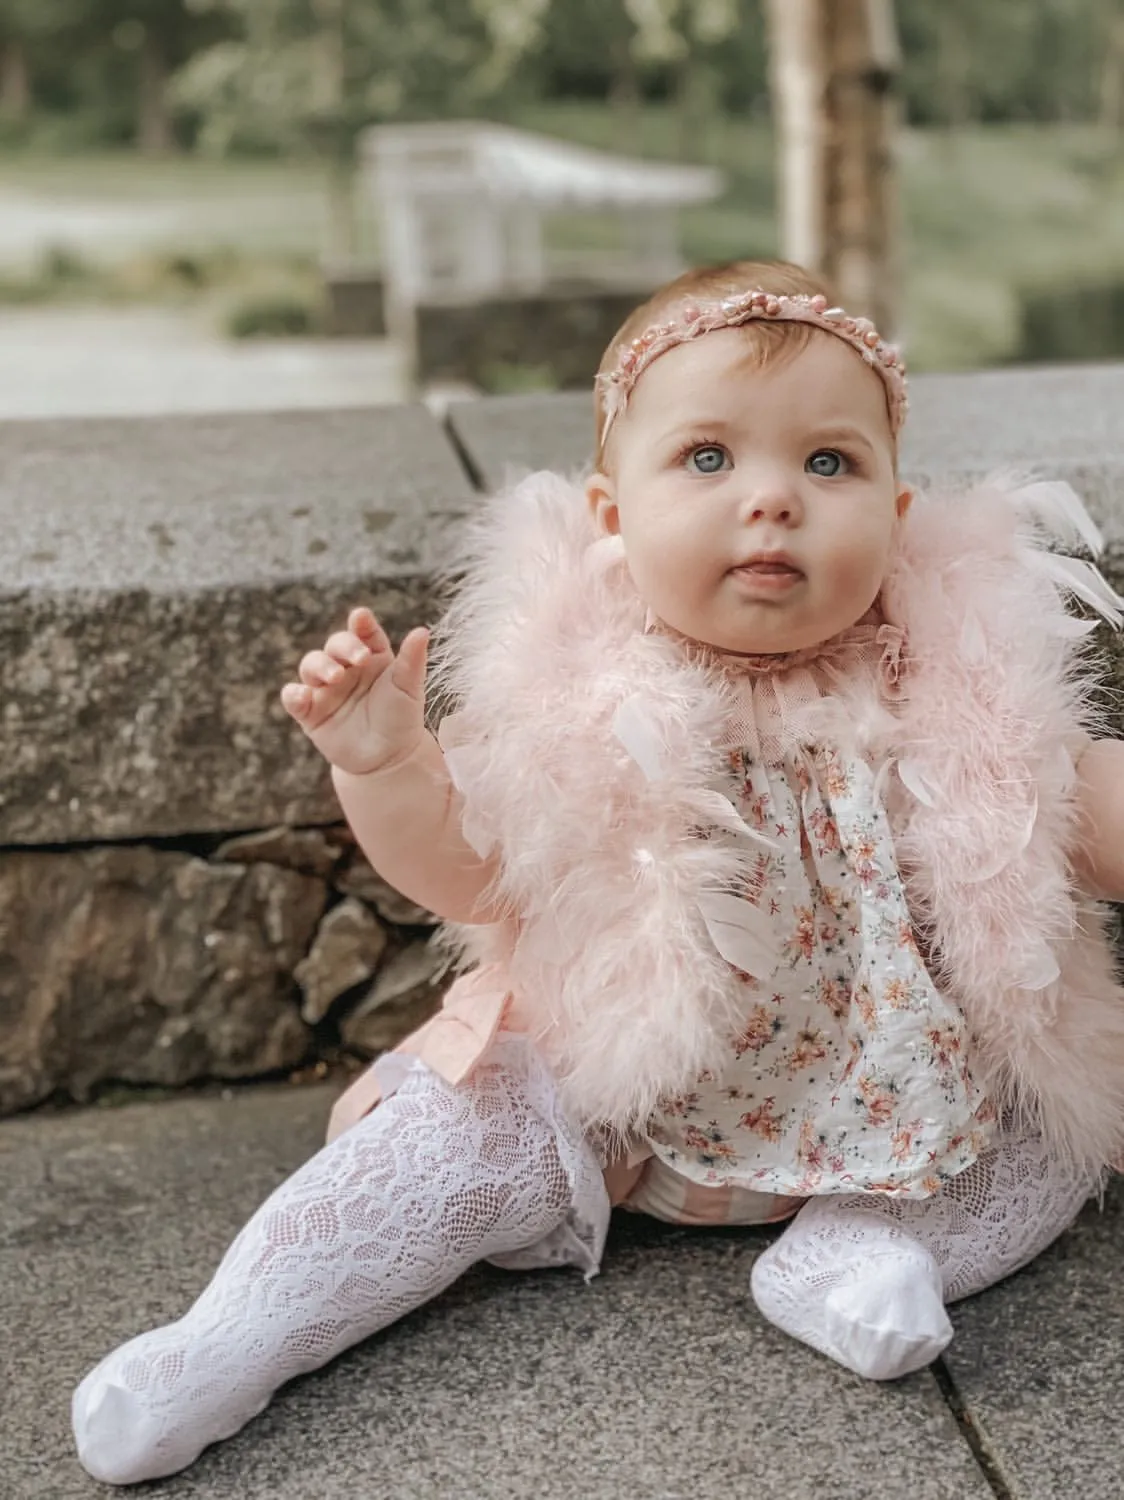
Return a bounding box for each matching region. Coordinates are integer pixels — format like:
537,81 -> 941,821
895,484 -> 913,519
585,472 -> 620,536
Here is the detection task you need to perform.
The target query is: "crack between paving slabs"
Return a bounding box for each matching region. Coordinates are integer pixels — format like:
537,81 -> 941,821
441,408 -> 487,492
930,1356 -> 1015,1500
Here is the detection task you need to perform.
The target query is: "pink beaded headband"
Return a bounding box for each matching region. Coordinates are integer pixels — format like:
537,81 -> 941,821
596,289 -> 909,443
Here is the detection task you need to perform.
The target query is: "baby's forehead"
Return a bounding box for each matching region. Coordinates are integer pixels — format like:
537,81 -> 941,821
627,329 -> 895,439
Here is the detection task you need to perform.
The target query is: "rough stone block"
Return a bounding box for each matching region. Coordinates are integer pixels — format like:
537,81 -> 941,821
0,845 -> 324,1113
449,390 -> 591,489
0,406 -> 472,844
323,267 -> 387,337
294,896 -> 389,1023
415,282 -> 655,391
338,937 -> 449,1055
215,824 -> 354,879
332,854 -> 439,925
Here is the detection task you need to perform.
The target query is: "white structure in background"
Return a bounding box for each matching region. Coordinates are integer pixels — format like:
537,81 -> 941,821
362,121 -> 723,343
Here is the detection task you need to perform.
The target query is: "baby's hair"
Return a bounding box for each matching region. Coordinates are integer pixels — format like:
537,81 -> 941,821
593,259 -> 837,468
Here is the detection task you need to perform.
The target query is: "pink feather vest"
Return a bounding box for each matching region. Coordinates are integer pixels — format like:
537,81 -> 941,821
421,471 -> 1124,1172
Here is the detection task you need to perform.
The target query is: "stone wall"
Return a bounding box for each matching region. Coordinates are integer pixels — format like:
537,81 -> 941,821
4,366 -> 1124,1115
413,281 -> 661,389
0,405 -> 470,1115
324,269 -> 387,338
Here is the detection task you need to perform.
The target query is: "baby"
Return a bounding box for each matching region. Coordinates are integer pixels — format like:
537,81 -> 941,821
72,259 -> 1124,1485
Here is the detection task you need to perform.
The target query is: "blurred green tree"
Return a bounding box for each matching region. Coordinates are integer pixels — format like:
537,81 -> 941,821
0,0 -> 1114,153
0,0 -> 228,147
0,1 -> 84,123
626,0 -> 746,157
896,0 -> 1102,126
100,0 -> 222,151
172,0 -> 535,255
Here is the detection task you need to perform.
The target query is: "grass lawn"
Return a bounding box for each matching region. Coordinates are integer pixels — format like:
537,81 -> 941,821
1,107 -> 1122,370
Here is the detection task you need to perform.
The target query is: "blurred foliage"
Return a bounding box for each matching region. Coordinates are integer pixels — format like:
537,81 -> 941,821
224,284 -> 320,337
168,0 -> 502,159
2,0 -> 1122,370
1017,280 -> 1124,362
3,113 -> 1121,373
478,360 -> 560,395
0,0 -> 1121,157
0,1 -> 231,149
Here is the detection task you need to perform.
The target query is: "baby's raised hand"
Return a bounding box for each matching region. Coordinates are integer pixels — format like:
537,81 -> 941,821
281,607 -> 428,776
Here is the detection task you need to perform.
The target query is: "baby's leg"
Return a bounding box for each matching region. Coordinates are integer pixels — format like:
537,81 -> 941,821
751,1134 -> 1096,1381
73,1037 -> 607,1486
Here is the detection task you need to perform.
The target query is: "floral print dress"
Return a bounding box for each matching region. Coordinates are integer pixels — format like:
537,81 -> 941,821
646,619 -> 998,1200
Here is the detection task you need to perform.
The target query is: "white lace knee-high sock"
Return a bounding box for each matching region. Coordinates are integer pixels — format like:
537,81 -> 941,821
73,1038 -> 605,1486
750,1134 -> 1096,1381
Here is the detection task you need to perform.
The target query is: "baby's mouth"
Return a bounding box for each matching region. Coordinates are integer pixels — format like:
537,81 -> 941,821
730,557 -> 805,592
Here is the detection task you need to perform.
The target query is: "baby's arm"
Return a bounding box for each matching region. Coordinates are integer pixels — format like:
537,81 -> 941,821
1072,738 -> 1124,899
282,608 -> 501,925
332,738 -> 501,925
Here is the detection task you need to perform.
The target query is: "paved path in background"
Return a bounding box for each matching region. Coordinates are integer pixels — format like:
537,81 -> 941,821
0,308 -> 407,420
0,187 -> 181,264
3,1085 -> 1122,1500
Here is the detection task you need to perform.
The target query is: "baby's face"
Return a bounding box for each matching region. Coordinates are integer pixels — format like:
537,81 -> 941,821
588,328 -> 909,655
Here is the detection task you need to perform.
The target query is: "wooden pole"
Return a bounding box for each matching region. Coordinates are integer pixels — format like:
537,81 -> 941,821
1100,5 -> 1124,131
765,0 -> 901,333
764,0 -> 826,272
0,40 -> 30,122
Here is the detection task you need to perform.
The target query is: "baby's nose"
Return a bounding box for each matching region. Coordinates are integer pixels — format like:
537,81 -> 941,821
747,486 -> 801,523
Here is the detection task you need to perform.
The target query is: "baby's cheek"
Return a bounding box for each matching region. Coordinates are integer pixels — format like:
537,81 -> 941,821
824,544 -> 883,617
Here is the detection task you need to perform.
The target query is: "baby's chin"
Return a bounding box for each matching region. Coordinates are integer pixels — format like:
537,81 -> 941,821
651,593 -> 869,657
696,594 -> 880,657
689,612 -> 830,658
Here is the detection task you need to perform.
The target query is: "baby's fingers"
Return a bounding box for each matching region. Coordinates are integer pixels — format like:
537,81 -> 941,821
281,677 -> 356,735
280,681 -> 313,719
389,627 -> 429,701
348,607 -> 390,651
323,627 -> 385,671
298,648 -> 356,687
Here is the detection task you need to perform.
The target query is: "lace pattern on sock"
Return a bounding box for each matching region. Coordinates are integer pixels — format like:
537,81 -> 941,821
796,1131 -> 1097,1301
748,1132 -> 1095,1378
73,1034 -> 607,1484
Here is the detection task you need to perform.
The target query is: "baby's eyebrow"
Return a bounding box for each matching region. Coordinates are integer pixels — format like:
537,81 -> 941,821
661,415 -> 738,441
806,426 -> 880,454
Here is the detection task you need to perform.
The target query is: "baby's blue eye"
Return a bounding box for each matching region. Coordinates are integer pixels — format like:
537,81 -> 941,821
689,445 -> 729,474
806,449 -> 847,477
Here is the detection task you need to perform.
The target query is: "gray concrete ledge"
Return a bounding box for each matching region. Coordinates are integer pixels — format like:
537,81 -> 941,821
3,363 -> 1124,845
448,364 -> 1124,534
0,406 -> 470,844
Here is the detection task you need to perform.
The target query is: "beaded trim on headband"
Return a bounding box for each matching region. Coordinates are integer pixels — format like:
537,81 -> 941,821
596,289 -> 909,441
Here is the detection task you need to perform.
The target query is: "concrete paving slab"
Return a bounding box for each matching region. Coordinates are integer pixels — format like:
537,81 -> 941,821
3,1086 -> 996,1500
943,1176 -> 1124,1500
448,391 -> 592,489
